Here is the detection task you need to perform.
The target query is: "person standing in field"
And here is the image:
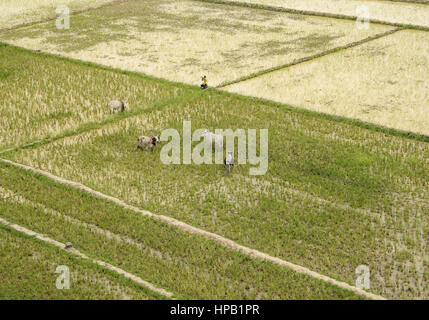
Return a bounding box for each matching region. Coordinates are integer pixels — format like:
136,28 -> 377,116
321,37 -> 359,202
201,75 -> 208,89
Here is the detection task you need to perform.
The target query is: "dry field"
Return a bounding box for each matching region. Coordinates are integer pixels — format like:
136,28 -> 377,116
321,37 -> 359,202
0,0 -> 393,86
0,0 -> 116,30
221,0 -> 429,28
225,29 -> 429,136
6,91 -> 428,299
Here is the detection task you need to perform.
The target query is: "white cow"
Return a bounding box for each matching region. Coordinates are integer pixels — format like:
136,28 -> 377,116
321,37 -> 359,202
108,100 -> 128,114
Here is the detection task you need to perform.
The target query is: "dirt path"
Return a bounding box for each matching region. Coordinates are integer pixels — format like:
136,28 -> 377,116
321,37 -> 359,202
0,157 -> 387,300
0,215 -> 174,299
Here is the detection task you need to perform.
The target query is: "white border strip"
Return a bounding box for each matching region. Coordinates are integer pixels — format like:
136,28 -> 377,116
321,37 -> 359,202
0,216 -> 174,299
0,158 -> 386,300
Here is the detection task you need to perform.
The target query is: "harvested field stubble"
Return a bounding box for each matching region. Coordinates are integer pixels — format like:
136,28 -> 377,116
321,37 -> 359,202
217,0 -> 429,29
225,30 -> 429,136
0,0 -> 392,86
0,0 -> 117,29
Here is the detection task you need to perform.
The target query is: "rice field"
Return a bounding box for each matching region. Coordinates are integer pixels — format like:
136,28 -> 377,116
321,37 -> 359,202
0,0 -> 392,86
0,44 -> 189,151
0,162 -> 364,299
5,90 -> 428,300
1,0 -> 428,301
224,29 -> 429,136
0,0 -> 116,29
0,224 -> 163,300
219,0 -> 429,28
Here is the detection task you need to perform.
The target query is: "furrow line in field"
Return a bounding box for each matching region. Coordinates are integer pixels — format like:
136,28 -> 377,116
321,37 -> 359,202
217,27 -> 401,88
0,140 -> 46,156
196,0 -> 429,31
0,216 -> 175,299
0,157 -> 387,300
0,0 -> 131,33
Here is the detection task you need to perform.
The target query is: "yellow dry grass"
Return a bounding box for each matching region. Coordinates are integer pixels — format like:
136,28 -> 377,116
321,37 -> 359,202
225,29 -> 429,136
0,0 -> 392,86
0,0 -> 115,29
224,0 -> 429,28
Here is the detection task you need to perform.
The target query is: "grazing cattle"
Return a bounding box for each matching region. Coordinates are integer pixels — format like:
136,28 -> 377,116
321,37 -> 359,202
201,75 -> 208,89
108,100 -> 128,114
137,135 -> 159,152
